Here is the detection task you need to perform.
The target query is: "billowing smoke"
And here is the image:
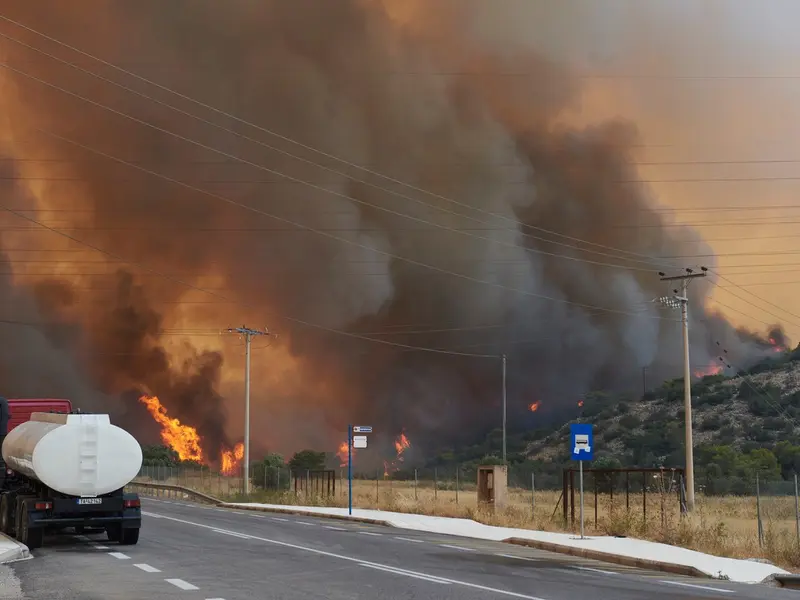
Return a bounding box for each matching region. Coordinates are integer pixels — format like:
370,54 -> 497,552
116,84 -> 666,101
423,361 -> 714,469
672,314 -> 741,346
0,1 -> 788,459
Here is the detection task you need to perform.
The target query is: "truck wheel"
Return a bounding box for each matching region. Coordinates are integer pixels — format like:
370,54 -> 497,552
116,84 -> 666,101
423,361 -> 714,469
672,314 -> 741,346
106,525 -> 121,542
119,528 -> 139,545
0,495 -> 13,536
16,502 -> 42,549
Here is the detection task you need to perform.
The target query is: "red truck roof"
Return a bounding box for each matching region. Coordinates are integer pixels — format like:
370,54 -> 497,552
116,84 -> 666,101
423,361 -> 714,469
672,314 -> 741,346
6,398 -> 73,432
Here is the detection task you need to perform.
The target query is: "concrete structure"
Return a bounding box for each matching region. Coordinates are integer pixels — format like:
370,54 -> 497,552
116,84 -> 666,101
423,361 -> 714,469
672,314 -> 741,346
477,465 -> 508,510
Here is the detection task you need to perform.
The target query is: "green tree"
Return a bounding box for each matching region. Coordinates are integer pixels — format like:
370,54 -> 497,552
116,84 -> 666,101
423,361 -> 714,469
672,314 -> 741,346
142,445 -> 179,466
288,450 -> 326,472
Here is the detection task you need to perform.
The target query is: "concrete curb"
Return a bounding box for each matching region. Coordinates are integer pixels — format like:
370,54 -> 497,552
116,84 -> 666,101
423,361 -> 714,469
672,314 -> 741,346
503,537 -> 710,579
767,574 -> 800,589
0,534 -> 29,564
220,503 -> 392,527
219,504 -> 736,581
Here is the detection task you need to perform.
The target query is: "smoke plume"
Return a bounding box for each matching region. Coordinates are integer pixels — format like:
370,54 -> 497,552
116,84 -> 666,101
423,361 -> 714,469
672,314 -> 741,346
0,1 -> 788,459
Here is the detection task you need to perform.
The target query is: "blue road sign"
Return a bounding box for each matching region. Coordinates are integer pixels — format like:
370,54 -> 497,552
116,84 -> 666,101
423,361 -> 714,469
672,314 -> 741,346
352,426 -> 372,433
570,423 -> 594,461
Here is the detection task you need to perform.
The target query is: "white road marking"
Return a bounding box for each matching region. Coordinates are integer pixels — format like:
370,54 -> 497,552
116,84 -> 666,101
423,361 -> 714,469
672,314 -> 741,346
395,537 -> 424,544
165,579 -> 199,591
142,511 -> 549,600
212,528 -> 252,540
358,531 -> 381,536
497,554 -> 538,562
134,563 -> 161,573
90,545 -> 110,550
296,521 -> 315,526
324,526 -> 347,531
271,517 -> 290,522
108,552 -> 130,560
360,563 -> 451,585
659,581 -> 736,593
205,598 -> 226,600
439,544 -> 476,552
574,566 -> 617,576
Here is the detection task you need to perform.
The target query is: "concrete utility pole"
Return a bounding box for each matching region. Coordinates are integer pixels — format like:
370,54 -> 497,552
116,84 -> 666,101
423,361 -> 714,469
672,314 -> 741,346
657,267 -> 707,512
226,326 -> 272,495
502,354 -> 507,465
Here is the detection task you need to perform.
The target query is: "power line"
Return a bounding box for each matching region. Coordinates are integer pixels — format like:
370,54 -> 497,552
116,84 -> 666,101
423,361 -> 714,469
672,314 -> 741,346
0,17 -> 674,270
0,60 -> 671,274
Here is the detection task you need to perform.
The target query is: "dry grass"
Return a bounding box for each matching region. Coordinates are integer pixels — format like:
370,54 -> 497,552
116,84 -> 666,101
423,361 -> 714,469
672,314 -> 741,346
136,474 -> 800,571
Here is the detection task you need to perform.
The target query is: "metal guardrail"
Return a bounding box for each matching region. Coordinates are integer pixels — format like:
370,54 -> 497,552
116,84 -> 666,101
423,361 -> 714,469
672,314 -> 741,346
126,481 -> 222,506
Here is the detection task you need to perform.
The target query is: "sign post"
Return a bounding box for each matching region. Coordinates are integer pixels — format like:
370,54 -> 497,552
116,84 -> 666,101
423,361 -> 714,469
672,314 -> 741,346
569,423 -> 594,539
348,425 -> 372,516
347,424 -> 353,515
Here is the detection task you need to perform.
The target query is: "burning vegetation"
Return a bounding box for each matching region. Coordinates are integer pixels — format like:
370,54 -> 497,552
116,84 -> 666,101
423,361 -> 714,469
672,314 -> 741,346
139,395 -> 243,474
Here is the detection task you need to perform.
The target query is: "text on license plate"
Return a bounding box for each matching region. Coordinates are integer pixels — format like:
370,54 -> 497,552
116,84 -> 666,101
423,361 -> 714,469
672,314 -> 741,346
77,498 -> 102,505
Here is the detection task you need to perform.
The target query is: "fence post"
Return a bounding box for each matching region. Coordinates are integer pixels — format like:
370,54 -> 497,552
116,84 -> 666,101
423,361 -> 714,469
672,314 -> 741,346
414,469 -> 418,501
756,473 -> 764,549
531,472 -> 535,516
455,466 -> 459,505
434,468 -> 438,501
795,473 -> 799,547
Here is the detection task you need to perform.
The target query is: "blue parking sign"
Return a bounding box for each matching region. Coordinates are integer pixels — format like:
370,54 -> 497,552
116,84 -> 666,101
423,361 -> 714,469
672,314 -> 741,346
570,423 -> 594,461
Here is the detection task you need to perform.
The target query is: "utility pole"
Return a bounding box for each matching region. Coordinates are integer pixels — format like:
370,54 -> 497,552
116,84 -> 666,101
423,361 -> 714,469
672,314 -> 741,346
226,326 -> 272,495
502,354 -> 507,465
642,367 -> 647,396
657,267 -> 707,512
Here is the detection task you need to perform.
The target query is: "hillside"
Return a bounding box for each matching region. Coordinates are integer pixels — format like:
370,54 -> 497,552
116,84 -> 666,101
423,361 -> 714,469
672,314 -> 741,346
514,346 -> 800,492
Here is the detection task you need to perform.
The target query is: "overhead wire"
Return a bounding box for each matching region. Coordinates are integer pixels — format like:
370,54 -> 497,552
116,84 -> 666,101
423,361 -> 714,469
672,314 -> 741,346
0,17 -> 676,270
0,56 -> 673,275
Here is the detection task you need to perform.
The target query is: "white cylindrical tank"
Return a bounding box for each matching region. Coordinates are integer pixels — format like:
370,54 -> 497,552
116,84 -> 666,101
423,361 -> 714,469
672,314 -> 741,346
2,412 -> 143,497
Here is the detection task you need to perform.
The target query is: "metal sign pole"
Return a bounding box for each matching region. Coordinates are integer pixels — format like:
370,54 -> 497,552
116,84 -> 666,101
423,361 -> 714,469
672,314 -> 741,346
579,460 -> 585,539
348,424 -> 353,516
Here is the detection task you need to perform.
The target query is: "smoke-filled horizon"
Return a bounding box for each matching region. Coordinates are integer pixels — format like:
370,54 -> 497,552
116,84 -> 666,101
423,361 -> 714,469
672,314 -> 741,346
0,1 -> 791,461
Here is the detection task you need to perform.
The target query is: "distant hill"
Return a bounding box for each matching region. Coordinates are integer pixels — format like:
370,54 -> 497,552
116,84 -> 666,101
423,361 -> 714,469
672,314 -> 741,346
433,346 -> 800,492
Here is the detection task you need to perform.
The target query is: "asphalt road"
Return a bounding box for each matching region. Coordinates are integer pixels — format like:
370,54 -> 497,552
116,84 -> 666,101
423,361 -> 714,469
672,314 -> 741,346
0,497 -> 796,599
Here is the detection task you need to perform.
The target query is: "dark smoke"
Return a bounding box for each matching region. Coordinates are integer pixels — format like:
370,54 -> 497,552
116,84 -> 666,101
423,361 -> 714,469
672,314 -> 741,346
0,1 -> 787,459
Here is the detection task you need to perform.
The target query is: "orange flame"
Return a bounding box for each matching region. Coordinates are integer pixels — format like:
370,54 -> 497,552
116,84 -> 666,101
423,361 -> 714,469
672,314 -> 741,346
694,362 -> 723,378
139,395 -> 204,463
528,401 -> 540,412
220,442 -> 244,476
337,441 -> 352,467
384,431 -> 411,477
577,400 -> 584,408
769,337 -> 786,353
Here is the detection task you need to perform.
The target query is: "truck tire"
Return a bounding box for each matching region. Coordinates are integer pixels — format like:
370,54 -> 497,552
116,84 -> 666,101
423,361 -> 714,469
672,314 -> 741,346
0,495 -> 13,536
119,528 -> 139,545
16,501 -> 42,549
106,525 -> 121,542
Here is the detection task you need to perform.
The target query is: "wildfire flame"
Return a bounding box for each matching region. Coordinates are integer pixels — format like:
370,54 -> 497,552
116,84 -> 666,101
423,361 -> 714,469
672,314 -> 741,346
336,441 -> 352,467
528,401 -> 540,412
384,431 -> 411,477
693,362 -> 723,378
769,337 -> 786,353
577,400 -> 584,408
140,394 -> 245,474
139,395 -> 204,463
220,442 -> 244,476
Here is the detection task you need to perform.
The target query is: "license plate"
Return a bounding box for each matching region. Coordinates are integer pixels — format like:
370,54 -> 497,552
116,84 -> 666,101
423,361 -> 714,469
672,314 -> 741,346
77,498 -> 102,505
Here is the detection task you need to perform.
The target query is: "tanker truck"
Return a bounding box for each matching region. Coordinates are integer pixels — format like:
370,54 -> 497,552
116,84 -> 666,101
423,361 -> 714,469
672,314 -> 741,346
0,398 -> 143,549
